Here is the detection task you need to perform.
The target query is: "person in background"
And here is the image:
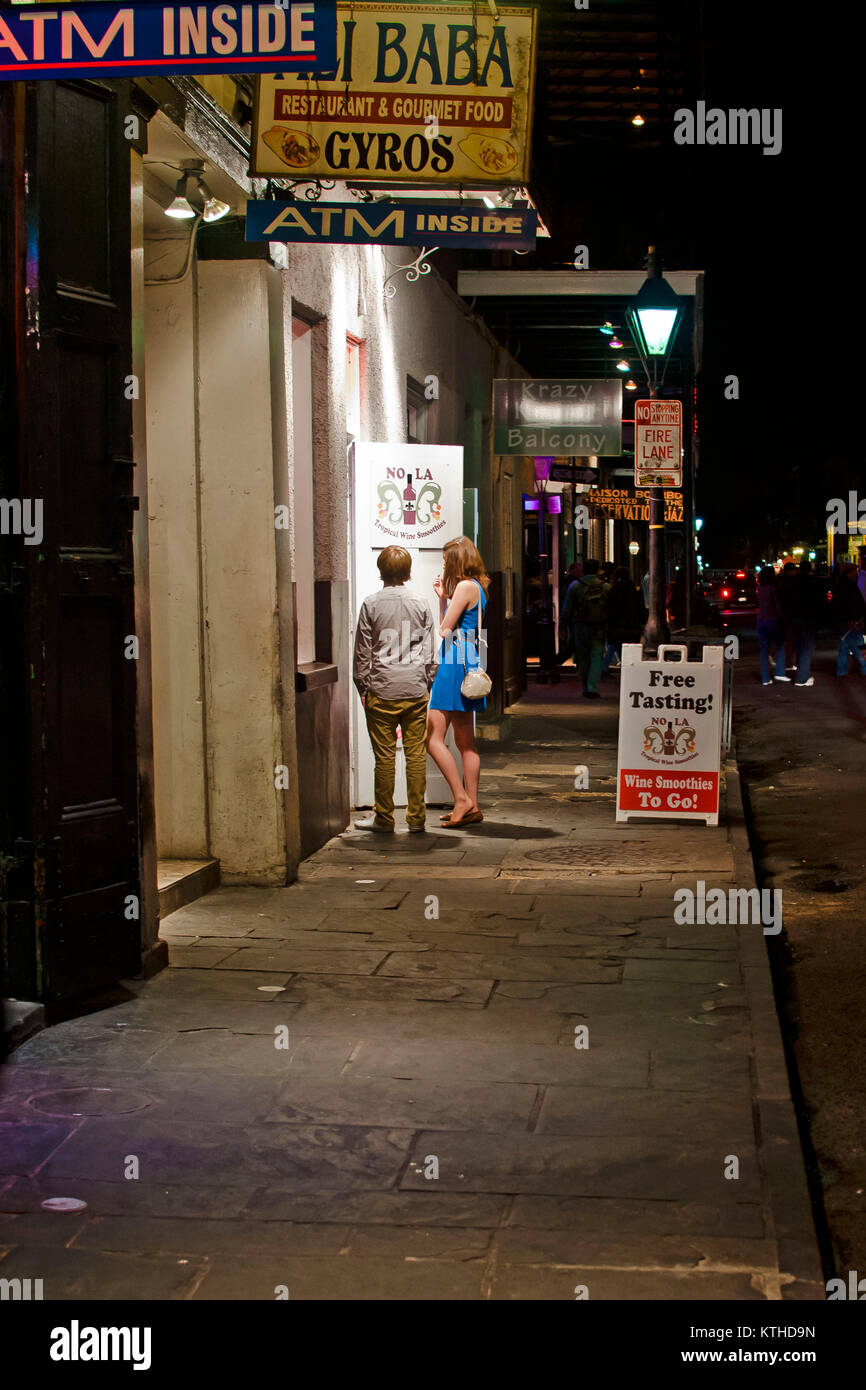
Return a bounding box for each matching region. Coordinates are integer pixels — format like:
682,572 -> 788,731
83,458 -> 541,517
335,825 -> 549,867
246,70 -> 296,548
786,559 -> 822,687
426,536 -> 490,827
757,566 -> 788,685
831,563 -> 866,677
352,546 -> 436,834
778,560 -> 799,673
562,557 -> 609,699
858,546 -> 866,605
665,567 -> 688,629
602,567 -> 644,674
557,561 -> 582,666
642,570 -> 650,608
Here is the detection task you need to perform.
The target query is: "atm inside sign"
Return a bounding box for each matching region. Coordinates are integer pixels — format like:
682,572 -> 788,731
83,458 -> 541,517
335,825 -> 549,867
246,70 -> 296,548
634,399 -> 682,488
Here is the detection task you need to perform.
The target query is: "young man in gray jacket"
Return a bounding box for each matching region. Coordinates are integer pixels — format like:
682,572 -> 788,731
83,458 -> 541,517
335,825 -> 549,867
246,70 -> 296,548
352,546 -> 437,833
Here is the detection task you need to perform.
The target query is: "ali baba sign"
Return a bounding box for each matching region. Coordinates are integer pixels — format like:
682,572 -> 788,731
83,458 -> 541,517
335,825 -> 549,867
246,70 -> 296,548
250,2 -> 538,184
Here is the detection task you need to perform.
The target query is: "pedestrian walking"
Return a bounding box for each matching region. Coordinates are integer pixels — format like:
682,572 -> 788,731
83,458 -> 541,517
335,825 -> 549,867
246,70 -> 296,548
786,559 -> 822,687
756,566 -> 788,685
857,546 -> 866,606
426,536 -> 490,828
352,546 -> 436,834
561,556 -> 609,699
602,567 -> 644,673
831,564 -> 866,676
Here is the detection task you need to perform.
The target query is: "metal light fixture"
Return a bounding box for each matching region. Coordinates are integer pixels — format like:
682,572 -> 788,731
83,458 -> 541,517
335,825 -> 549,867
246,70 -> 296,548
626,248 -> 683,649
632,114 -> 646,127
629,541 -> 640,555
624,378 -> 638,391
609,338 -> 623,348
616,359 -> 630,372
164,160 -> 230,223
626,249 -> 682,362
201,187 -> 231,223
600,321 -> 615,336
165,172 -> 196,219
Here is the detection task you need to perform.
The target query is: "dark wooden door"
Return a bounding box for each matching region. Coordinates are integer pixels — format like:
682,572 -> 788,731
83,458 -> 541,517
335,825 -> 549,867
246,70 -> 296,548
0,79 -> 140,1001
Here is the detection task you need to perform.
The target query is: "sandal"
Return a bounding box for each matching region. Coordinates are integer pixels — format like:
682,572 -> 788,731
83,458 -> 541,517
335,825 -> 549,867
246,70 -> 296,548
441,809 -> 484,828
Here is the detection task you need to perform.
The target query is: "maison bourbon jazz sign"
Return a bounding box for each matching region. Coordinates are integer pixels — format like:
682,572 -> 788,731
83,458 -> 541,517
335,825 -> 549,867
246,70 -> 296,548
0,2 -> 338,81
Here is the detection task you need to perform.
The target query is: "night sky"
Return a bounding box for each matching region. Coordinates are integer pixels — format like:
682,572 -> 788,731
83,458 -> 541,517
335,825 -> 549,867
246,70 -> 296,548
526,2 -> 810,567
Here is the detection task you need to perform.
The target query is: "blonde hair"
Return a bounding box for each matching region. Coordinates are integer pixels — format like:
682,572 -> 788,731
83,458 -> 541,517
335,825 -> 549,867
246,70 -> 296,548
442,536 -> 489,598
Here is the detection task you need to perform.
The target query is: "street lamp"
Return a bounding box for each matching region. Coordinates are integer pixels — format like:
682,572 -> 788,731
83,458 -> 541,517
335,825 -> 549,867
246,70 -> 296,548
625,253 -> 683,389
626,247 -> 682,649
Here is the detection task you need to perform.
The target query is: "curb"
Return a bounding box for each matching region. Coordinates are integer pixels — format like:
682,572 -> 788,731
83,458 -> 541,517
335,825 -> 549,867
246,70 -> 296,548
724,755 -> 826,1299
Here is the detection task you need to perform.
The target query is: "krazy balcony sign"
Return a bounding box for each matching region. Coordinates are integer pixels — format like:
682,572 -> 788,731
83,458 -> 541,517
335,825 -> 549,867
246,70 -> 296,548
0,2 -> 337,81
250,2 -> 537,184
246,198 -> 537,249
493,379 -> 623,458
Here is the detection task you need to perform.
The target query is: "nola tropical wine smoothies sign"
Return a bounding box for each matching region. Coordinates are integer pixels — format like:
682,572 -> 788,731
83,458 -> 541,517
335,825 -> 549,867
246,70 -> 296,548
616,644 -> 724,827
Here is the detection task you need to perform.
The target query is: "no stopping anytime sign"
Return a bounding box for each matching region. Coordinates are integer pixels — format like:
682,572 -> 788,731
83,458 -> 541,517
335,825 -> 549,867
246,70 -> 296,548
616,644 -> 723,826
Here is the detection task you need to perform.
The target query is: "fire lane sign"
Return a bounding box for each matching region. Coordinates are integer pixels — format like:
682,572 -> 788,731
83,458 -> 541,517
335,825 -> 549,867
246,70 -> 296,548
634,398 -> 682,488
0,2 -> 338,83
616,643 -> 723,826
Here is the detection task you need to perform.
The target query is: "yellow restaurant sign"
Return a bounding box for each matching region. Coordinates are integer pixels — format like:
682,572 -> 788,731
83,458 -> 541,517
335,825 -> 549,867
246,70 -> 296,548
250,2 -> 538,184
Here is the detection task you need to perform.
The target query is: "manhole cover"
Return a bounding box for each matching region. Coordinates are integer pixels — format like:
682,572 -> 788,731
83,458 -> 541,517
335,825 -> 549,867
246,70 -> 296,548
524,844 -> 621,866
28,1087 -> 153,1117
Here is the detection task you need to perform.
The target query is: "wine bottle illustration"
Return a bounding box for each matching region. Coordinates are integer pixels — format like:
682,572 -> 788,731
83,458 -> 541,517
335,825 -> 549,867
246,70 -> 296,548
403,472 -> 416,525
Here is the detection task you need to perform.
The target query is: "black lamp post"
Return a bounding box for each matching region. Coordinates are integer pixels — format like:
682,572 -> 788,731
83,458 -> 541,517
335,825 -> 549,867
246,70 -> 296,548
533,456 -> 558,684
625,247 -> 683,650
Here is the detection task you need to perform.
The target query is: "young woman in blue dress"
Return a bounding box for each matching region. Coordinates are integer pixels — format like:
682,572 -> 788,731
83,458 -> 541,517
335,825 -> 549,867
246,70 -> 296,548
426,536 -> 489,828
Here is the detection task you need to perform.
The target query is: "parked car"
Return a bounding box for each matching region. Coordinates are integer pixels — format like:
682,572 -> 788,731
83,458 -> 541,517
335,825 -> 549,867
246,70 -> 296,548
706,568 -> 757,609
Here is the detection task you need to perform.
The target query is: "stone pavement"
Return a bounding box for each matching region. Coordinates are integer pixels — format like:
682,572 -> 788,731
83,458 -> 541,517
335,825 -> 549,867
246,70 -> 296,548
0,682 -> 824,1300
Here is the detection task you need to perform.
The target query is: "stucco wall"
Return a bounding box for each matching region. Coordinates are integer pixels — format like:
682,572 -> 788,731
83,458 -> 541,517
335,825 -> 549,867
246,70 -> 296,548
143,224 -> 526,880
145,257 -> 295,882
144,274 -> 207,860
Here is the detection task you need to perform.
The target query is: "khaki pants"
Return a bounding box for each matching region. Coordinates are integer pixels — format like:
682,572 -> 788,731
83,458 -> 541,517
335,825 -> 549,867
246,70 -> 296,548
364,694 -> 429,829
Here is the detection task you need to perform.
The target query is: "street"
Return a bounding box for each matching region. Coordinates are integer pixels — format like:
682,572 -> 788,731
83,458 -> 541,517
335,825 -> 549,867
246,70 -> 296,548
729,615 -> 866,1277
0,680 -> 823,1299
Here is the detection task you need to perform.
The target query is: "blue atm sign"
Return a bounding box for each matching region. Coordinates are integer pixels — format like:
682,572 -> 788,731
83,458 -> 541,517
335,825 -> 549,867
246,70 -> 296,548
0,2 -> 337,82
246,199 -> 538,249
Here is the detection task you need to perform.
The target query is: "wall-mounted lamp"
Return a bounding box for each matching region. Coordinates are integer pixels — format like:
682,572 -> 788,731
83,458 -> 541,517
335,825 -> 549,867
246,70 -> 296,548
164,160 -> 230,223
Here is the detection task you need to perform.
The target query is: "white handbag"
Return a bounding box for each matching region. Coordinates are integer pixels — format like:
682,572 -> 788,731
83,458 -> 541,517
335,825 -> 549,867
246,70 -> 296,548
460,582 -> 492,699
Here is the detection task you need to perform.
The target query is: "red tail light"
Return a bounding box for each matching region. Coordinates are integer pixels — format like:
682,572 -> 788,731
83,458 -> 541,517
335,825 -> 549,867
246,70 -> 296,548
735,571 -> 746,578
721,588 -> 731,598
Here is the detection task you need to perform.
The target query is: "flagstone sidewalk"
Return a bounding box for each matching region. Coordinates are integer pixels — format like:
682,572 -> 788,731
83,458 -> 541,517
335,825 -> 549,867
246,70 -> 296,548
0,684 -> 823,1300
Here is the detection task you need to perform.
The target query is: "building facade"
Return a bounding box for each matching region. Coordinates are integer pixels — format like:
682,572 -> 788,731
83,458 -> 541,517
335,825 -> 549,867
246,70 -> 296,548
0,74 -> 525,1006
